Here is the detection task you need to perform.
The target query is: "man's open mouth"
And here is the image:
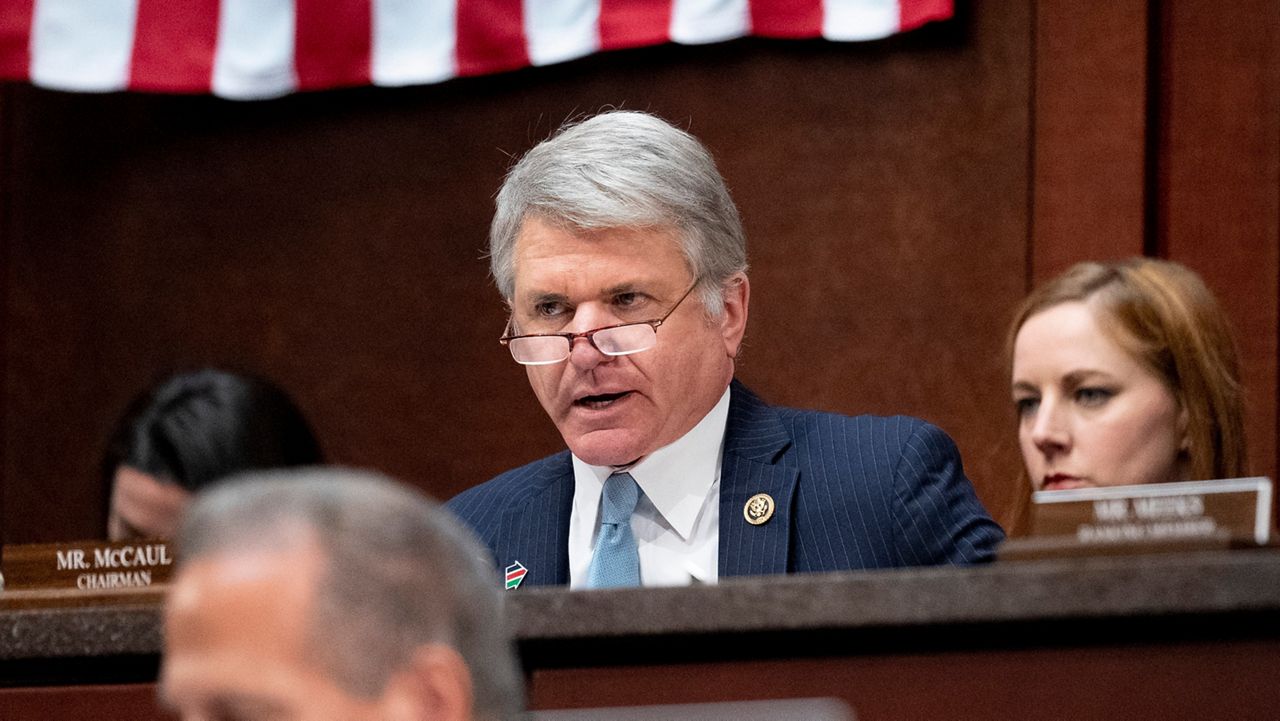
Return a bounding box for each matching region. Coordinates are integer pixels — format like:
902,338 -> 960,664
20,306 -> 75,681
574,391 -> 632,410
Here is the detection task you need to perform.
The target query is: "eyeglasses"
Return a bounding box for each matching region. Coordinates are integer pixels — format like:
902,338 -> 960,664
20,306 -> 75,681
500,282 -> 699,366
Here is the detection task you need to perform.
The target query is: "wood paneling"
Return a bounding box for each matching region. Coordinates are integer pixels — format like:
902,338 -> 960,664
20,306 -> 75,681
529,641 -> 1280,718
0,685 -> 171,721
0,85 -> 8,545
1032,0 -> 1149,283
1,2 -> 1032,542
3,1 -> 1280,714
2,0 -> 1277,544
6,639 -> 1276,720
1156,0 -> 1280,484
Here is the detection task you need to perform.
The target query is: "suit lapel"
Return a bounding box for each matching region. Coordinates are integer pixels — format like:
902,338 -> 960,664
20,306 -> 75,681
718,381 -> 798,578
490,382 -> 797,585
493,454 -> 574,587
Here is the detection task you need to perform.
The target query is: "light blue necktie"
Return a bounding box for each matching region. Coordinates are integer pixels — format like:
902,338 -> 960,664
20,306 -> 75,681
586,472 -> 641,588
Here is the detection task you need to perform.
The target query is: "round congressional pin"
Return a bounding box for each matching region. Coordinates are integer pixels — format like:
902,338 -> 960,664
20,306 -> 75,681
743,493 -> 775,525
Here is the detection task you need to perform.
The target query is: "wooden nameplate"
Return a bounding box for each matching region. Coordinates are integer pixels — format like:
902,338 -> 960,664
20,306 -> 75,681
1001,477 -> 1274,561
1,539 -> 175,592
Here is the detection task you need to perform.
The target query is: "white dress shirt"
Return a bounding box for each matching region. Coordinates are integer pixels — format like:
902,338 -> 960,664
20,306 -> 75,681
568,386 -> 731,589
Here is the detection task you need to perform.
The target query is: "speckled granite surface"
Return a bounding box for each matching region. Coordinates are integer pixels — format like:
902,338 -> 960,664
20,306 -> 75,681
509,549 -> 1280,639
3,550 -> 1279,662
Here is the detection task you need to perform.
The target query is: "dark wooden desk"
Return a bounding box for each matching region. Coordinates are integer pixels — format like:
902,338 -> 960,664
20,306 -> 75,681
3,550 -> 1279,719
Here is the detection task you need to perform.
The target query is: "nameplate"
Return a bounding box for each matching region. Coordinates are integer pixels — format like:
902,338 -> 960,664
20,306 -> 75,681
1030,477 -> 1273,545
1,540 -> 175,592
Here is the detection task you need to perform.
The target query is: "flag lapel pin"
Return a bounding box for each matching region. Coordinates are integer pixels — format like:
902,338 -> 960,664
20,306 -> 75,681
505,561 -> 528,590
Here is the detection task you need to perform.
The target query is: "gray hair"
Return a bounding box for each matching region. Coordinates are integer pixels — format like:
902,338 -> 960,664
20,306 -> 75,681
490,110 -> 748,316
175,468 -> 522,721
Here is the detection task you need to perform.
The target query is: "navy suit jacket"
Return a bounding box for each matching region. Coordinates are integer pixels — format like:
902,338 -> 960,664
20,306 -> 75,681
448,381 -> 1004,587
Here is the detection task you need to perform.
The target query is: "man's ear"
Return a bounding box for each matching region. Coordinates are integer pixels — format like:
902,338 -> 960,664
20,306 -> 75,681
382,644 -> 474,721
719,273 -> 750,358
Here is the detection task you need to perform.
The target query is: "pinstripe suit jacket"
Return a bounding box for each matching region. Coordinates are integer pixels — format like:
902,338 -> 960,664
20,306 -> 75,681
447,380 -> 1004,587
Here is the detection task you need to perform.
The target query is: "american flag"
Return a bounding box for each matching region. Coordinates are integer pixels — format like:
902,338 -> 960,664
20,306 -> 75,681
0,0 -> 952,100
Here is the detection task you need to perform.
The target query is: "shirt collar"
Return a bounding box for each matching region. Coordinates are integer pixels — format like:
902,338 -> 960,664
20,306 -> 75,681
571,385 -> 731,540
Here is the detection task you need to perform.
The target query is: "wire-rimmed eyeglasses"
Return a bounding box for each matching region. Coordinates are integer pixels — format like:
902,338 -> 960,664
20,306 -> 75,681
500,282 -> 699,366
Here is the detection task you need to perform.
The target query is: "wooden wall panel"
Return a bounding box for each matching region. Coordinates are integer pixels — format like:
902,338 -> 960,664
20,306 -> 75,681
1,1 -> 1033,542
529,641 -> 1280,718
1032,0 -> 1149,284
0,685 -> 171,720
4,1 -> 1275,545
1157,0 -> 1280,482
6,638 -> 1275,720
0,86 -> 8,544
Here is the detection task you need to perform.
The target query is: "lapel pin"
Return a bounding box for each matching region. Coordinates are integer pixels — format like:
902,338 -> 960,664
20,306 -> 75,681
743,493 -> 775,525
505,561 -> 528,590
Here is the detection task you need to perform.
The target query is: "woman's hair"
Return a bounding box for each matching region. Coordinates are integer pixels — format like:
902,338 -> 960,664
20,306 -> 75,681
1008,258 -> 1247,481
102,369 -> 323,492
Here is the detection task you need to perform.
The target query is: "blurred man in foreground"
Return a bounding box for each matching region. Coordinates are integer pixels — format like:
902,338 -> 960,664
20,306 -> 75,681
161,468 -> 522,720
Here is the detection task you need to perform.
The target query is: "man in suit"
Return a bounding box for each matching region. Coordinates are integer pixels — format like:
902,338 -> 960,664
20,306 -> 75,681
449,110 -> 1004,589
161,468 -> 523,720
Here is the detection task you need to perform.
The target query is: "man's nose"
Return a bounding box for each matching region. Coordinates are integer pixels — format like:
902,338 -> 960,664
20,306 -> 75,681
568,334 -> 610,370
566,307 -> 615,371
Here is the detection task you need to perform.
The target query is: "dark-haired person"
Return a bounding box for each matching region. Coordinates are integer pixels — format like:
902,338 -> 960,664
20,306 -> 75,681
103,369 -> 323,540
448,110 -> 1004,589
1010,258 -> 1247,492
161,468 -> 523,721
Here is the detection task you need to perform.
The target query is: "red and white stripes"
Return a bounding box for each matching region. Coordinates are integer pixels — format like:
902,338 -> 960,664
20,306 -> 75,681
0,0 -> 952,99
